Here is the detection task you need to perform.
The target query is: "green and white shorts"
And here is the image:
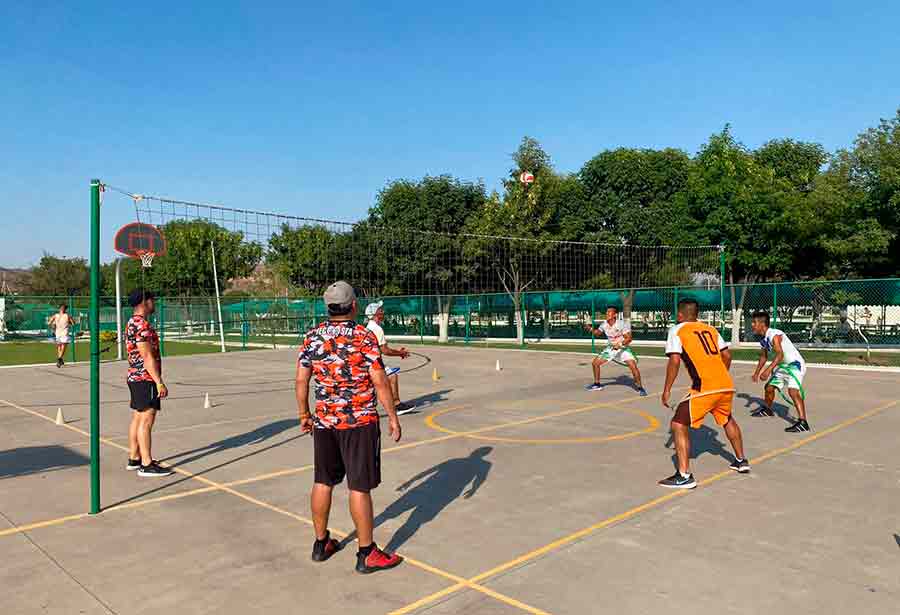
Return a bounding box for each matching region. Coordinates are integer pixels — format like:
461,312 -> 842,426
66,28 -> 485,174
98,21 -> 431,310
597,346 -> 637,366
767,361 -> 806,396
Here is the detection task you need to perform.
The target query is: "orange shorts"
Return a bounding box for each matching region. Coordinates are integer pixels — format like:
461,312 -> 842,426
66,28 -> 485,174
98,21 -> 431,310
683,390 -> 734,429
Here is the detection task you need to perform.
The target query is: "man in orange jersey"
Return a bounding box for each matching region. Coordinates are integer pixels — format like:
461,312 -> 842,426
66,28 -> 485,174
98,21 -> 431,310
659,298 -> 749,489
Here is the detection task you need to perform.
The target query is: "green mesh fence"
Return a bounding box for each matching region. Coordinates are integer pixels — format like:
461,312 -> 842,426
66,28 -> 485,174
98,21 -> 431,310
3,279 -> 899,352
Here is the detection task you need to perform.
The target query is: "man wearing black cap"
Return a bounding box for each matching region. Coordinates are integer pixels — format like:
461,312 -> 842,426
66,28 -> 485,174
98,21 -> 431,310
296,281 -> 404,573
125,290 -> 173,477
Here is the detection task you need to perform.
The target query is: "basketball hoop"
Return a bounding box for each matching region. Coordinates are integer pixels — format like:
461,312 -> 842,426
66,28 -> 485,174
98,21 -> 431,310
114,222 -> 167,266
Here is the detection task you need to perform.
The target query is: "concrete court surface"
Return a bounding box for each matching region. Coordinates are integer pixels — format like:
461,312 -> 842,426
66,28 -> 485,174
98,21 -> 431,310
1,343 -> 898,615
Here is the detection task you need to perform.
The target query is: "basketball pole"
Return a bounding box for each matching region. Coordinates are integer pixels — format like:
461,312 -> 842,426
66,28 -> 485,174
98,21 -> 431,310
89,179 -> 101,514
211,241 -> 226,353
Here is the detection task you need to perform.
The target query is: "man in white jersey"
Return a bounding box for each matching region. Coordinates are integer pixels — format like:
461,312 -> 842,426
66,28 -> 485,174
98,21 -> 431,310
750,311 -> 810,433
48,304 -> 76,368
365,301 -> 416,415
583,306 -> 647,395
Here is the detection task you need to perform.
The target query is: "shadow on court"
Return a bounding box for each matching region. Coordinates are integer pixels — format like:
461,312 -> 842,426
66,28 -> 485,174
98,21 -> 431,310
603,374 -> 639,389
0,445 -> 89,480
106,421 -> 305,510
163,419 -> 299,467
404,389 -> 453,410
736,392 -> 793,423
342,447 -> 493,552
664,425 -> 736,467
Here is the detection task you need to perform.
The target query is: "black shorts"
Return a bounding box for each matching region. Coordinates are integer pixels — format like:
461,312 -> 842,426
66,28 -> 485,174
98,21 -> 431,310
128,381 -> 161,411
313,422 -> 381,492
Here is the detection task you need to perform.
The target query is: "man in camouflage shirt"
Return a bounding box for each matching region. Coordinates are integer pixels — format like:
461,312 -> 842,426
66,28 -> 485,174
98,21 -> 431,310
296,281 -> 403,574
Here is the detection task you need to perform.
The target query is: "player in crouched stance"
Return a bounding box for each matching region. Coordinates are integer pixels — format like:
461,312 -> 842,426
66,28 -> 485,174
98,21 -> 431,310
658,299 -> 749,489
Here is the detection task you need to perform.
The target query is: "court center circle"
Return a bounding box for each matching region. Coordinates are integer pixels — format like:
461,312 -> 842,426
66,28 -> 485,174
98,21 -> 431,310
425,403 -> 660,444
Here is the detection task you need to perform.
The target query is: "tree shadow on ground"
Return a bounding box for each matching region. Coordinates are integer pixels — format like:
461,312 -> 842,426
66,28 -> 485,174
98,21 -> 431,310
0,445 -> 88,480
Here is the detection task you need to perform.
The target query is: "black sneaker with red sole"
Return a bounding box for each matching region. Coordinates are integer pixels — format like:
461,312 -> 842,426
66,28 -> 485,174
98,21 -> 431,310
311,535 -> 342,562
355,545 -> 403,574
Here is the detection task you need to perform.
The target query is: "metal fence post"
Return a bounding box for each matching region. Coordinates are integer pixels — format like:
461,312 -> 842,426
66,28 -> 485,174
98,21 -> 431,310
158,296 -> 166,357
719,245 -> 726,326
465,295 -> 470,345
772,283 -> 778,328
69,292 -> 76,363
590,295 -> 595,353
242,301 -> 247,350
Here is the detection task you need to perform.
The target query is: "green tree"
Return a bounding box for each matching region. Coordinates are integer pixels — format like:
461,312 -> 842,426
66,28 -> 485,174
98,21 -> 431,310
27,254 -> 90,296
686,127 -> 807,340
468,137 -> 580,343
111,220 -> 262,298
818,109 -> 900,276
267,224 -> 342,295
753,139 -> 827,193
579,147 -> 699,246
368,175 -> 487,340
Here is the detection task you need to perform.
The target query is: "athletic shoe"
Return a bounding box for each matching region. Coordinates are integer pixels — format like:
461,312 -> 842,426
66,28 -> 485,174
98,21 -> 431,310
750,407 -> 774,417
785,419 -> 810,433
637,387 -> 648,397
311,534 -> 342,562
395,402 -> 416,416
729,458 -> 751,473
658,472 -> 697,489
126,458 -> 142,471
356,545 -> 403,574
584,383 -> 604,391
137,462 -> 174,477
56,358 -> 63,368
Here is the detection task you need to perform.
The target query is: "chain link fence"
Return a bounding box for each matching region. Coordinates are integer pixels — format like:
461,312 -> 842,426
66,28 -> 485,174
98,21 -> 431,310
3,279 -> 898,356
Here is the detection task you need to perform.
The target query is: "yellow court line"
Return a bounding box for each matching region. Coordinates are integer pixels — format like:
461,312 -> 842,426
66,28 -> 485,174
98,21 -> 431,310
0,398 -> 548,615
427,404 -> 660,444
389,398 -> 900,614
0,395 -> 648,538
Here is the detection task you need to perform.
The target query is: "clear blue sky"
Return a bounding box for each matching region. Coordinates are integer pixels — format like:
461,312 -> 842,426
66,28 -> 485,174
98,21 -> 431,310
2,1 -> 898,267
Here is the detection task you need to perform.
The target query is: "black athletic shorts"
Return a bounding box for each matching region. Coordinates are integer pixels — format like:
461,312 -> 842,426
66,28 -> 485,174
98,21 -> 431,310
128,381 -> 161,411
313,422 -> 381,492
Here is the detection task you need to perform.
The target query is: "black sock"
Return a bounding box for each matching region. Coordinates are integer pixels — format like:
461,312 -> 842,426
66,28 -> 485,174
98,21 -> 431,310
315,531 -> 330,546
358,543 -> 375,557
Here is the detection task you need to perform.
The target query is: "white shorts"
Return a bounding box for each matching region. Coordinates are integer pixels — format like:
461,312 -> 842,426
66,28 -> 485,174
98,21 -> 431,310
385,367 -> 401,377
597,346 -> 637,365
55,335 -> 71,345
768,362 -> 806,391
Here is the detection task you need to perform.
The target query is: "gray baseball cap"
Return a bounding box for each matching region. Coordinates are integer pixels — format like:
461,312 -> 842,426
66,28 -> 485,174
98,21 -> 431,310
323,281 -> 356,307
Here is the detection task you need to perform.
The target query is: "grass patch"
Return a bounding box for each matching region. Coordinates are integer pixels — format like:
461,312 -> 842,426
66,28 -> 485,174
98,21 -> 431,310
0,339 -> 253,367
